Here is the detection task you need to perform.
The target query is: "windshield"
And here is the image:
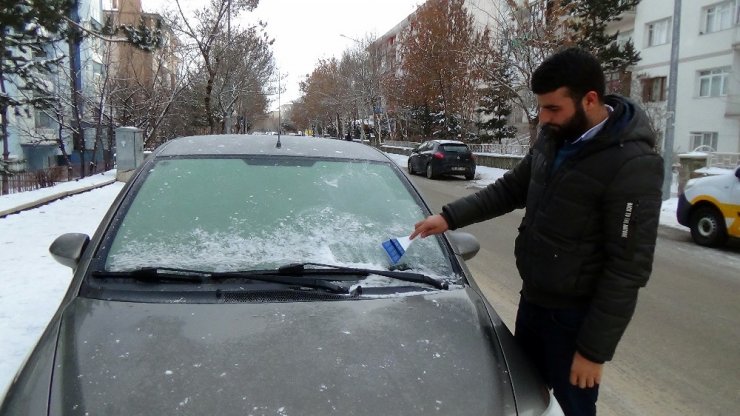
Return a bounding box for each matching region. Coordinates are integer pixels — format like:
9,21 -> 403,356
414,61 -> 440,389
102,157 -> 456,280
440,144 -> 470,153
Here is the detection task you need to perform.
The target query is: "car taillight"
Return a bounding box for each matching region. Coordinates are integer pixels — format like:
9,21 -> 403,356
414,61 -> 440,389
470,153 -> 476,161
433,152 -> 445,159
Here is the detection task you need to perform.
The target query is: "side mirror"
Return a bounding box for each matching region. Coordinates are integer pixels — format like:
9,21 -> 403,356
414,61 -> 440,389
447,231 -> 480,261
49,233 -> 90,269
735,166 -> 740,180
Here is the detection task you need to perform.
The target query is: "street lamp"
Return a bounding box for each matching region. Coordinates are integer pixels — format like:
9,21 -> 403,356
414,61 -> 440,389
340,33 -> 362,44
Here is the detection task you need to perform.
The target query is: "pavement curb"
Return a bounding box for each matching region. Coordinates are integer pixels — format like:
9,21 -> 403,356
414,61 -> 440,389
0,179 -> 118,219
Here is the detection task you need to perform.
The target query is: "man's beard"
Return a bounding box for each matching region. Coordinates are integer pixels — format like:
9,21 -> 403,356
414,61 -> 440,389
542,104 -> 589,142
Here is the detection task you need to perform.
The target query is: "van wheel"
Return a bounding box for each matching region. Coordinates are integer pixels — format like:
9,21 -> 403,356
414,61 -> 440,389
689,206 -> 728,247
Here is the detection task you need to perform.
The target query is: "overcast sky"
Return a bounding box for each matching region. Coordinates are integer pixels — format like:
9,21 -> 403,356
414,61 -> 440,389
141,0 -> 423,108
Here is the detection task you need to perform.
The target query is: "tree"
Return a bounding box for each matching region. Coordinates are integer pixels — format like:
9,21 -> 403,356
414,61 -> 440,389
561,0 -> 641,75
166,0 -> 274,134
474,29 -> 517,143
391,0 -> 480,140
0,0 -> 72,194
298,58 -> 346,137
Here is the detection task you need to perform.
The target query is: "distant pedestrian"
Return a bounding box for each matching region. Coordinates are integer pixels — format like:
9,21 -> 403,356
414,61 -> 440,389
345,132 -> 352,141
410,47 -> 664,416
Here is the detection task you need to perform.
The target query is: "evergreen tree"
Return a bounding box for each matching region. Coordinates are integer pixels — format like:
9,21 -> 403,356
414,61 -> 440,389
475,64 -> 517,144
562,0 -> 641,74
1,0 -> 73,194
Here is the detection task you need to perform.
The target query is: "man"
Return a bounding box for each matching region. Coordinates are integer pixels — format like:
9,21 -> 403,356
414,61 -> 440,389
410,47 -> 664,416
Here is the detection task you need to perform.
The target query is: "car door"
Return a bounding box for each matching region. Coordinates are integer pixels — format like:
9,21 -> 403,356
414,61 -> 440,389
730,167 -> 740,238
419,141 -> 434,168
409,143 -> 422,172
411,141 -> 428,172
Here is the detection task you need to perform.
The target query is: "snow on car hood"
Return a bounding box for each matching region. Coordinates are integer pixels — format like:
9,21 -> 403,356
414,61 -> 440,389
48,290 -> 515,415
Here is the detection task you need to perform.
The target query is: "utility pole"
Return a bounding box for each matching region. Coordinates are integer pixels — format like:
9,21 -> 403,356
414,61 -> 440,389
662,0 -> 681,200
225,0 -> 232,134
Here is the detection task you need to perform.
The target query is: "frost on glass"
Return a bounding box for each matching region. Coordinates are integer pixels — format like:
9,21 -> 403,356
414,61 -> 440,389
105,158 -> 455,280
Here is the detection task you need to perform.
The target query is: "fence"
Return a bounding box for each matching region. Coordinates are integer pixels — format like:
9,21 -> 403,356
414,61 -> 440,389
2,163 -> 107,195
383,140 -> 531,156
707,152 -> 740,169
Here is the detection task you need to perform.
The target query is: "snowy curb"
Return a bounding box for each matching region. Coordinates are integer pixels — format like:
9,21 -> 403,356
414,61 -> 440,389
0,179 -> 118,218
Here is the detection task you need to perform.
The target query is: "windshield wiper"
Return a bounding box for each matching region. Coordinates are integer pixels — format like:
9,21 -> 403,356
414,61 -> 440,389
274,262 -> 449,290
91,267 -> 349,294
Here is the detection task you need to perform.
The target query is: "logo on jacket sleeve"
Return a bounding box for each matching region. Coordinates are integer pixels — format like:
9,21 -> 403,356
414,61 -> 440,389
621,202 -> 634,238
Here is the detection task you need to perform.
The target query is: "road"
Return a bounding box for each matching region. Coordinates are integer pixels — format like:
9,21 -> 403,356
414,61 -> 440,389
408,173 -> 740,416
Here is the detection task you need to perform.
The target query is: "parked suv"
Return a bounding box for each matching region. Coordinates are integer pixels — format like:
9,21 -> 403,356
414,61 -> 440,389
407,140 -> 476,180
677,166 -> 740,247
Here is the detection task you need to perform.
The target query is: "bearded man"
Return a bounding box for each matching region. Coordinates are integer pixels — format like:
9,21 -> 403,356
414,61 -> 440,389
410,47 -> 664,416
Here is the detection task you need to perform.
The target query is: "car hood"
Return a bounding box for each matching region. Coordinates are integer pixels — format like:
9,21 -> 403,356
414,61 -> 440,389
49,289 -> 516,415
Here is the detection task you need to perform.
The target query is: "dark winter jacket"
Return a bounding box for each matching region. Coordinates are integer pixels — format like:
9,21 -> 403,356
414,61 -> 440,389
440,95 -> 664,363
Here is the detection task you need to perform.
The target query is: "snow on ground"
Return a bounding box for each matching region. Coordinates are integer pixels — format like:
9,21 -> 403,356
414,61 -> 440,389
0,156 -> 688,397
0,177 -> 125,397
0,170 -> 117,213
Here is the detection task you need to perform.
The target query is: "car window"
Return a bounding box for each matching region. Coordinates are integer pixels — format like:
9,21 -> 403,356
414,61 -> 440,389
440,144 -> 470,153
102,157 -> 455,279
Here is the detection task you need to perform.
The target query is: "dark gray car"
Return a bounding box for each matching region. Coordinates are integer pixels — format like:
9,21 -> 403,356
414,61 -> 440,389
0,135 -> 561,416
408,139 -> 476,180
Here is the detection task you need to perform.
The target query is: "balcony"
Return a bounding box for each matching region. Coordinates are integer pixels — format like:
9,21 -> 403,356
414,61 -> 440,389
18,128 -> 58,146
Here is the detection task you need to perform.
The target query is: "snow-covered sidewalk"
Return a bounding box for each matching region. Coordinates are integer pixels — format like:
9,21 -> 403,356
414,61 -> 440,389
0,156 -> 688,399
0,170 -> 118,216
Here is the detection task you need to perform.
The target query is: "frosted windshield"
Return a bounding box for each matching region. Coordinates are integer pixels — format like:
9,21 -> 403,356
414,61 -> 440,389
104,157 -> 455,278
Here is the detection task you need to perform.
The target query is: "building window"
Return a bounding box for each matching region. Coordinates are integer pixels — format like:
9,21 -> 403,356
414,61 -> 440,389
698,67 -> 730,97
641,76 -> 667,102
689,132 -> 718,151
646,18 -> 671,46
35,110 -> 55,129
703,1 -> 734,33
616,30 -> 634,48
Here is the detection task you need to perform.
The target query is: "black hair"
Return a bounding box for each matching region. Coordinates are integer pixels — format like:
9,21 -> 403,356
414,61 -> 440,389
531,47 -> 605,102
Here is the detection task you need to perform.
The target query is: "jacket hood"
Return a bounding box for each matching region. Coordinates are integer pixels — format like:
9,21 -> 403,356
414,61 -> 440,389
47,290 -> 516,416
600,95 -> 657,149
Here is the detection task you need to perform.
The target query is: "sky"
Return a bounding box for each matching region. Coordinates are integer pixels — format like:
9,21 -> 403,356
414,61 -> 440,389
141,0 -> 424,108
0,145 -> 711,398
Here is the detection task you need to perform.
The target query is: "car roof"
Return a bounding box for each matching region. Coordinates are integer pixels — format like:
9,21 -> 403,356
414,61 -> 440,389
155,134 -> 391,162
432,140 -> 466,145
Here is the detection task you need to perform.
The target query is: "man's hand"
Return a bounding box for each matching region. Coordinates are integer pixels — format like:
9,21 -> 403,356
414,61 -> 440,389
570,351 -> 603,389
410,214 -> 449,240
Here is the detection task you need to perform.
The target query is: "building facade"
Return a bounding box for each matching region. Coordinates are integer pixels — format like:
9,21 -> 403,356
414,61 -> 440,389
5,0 -> 106,171
376,0 -> 740,157
617,0 -> 740,155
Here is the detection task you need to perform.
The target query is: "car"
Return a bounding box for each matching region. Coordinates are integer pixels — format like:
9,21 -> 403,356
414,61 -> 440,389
407,139 -> 476,180
0,135 -> 562,416
677,165 -> 740,247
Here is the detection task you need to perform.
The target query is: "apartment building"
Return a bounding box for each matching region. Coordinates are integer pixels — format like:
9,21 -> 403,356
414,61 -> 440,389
609,0 -> 740,155
105,0 -> 177,93
5,0 -> 106,171
376,0 -> 740,157
371,0 -> 505,135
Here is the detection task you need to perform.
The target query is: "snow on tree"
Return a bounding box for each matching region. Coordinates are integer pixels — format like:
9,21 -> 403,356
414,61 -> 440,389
1,0 -> 73,194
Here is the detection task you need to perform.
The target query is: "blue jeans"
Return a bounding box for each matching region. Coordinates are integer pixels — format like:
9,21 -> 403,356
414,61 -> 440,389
514,298 -> 599,416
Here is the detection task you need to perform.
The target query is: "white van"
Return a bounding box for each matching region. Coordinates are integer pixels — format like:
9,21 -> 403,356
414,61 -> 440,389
677,166 -> 740,246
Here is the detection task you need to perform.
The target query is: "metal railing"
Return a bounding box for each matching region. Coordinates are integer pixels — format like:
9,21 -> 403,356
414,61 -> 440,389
382,140 -> 530,156
468,143 -> 530,156
2,164 -> 107,195
707,152 -> 740,169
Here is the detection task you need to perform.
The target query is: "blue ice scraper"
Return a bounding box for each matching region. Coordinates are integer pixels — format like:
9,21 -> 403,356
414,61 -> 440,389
381,236 -> 413,264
